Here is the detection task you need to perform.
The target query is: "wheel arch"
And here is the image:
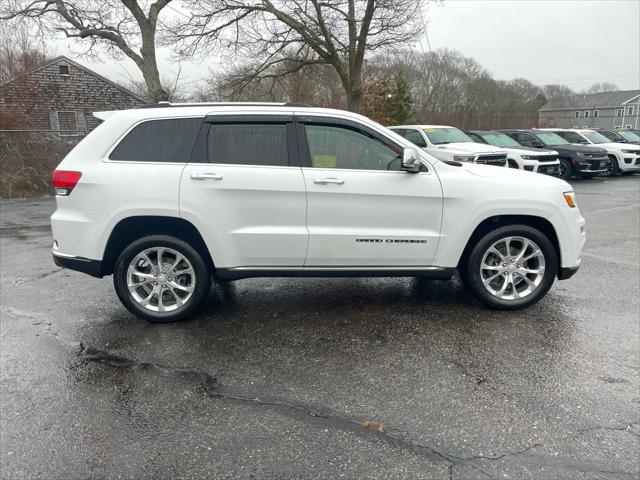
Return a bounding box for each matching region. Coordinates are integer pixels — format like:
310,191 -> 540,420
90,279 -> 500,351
101,216 -> 215,276
458,215 -> 561,274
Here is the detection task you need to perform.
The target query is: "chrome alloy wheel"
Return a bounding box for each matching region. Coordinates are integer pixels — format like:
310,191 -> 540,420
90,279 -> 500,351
480,236 -> 546,300
127,247 -> 196,312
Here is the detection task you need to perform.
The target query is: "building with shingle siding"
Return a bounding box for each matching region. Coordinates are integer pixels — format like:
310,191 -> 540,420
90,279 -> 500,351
538,90 -> 640,129
0,55 -> 145,133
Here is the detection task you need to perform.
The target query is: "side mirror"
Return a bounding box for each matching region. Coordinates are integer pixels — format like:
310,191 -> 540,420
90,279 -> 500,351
402,147 -> 422,173
534,143 -> 544,148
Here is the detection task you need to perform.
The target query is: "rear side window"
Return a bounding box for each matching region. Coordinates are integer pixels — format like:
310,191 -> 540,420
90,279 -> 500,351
207,124 -> 288,166
110,118 -> 202,162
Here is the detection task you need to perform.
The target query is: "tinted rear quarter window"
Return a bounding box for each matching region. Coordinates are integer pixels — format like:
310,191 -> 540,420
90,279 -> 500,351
207,124 -> 289,166
110,118 -> 203,162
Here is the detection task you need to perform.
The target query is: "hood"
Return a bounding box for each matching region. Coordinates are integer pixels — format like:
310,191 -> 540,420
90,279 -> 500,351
500,146 -> 557,155
432,142 -> 506,155
461,161 -> 569,187
546,143 -> 608,154
591,142 -> 640,152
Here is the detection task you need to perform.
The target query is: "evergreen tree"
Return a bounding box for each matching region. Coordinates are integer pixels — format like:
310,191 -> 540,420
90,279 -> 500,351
385,68 -> 414,125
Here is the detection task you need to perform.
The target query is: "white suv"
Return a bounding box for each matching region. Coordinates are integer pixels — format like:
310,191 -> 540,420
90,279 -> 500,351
466,130 -> 560,175
389,125 -> 509,167
51,103 -> 586,322
543,128 -> 640,176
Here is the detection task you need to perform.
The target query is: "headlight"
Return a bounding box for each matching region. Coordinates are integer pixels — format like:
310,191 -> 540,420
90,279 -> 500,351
453,154 -> 475,162
563,191 -> 577,208
574,152 -> 584,157
622,149 -> 640,154
521,155 -> 538,160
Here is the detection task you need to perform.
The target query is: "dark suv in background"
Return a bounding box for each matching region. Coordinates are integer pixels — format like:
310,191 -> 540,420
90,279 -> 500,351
499,129 -> 608,180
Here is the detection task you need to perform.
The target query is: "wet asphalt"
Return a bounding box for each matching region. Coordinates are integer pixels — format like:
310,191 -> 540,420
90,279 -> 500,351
0,176 -> 639,479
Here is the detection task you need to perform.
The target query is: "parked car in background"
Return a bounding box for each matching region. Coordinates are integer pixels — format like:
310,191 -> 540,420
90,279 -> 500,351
50,103 -> 585,321
466,130 -> 560,176
499,129 -> 608,180
389,125 -> 508,167
543,128 -> 640,176
615,129 -> 640,145
594,128 -> 633,144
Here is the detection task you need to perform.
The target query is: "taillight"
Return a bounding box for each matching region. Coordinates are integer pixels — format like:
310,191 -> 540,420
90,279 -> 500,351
51,170 -> 82,196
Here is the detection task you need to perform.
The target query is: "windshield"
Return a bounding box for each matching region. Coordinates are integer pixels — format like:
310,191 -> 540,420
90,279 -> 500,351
535,132 -> 570,145
423,127 -> 473,144
580,130 -> 611,144
618,130 -> 640,141
597,130 -> 622,142
480,133 -> 522,148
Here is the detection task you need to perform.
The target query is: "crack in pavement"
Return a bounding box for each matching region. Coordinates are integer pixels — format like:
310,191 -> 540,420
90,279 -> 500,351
19,319 -> 640,479
576,423 -> 640,439
76,344 -> 512,479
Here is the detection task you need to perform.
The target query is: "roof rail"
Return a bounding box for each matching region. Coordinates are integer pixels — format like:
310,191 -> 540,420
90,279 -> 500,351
136,101 -> 311,109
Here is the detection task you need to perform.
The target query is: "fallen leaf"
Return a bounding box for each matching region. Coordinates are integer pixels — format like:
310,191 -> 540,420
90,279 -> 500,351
362,420 -> 384,432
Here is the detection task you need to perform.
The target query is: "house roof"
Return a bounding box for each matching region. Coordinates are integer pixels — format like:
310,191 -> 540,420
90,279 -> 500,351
540,90 -> 640,112
2,55 -> 147,103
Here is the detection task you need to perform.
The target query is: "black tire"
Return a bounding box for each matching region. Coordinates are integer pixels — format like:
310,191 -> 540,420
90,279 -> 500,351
460,225 -> 558,310
113,235 -> 211,323
605,156 -> 620,177
558,158 -> 572,180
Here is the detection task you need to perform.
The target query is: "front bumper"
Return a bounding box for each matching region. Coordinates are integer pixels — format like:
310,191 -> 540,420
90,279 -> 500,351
576,158 -> 608,174
619,155 -> 640,172
536,162 -> 560,176
52,251 -> 103,278
558,264 -> 580,280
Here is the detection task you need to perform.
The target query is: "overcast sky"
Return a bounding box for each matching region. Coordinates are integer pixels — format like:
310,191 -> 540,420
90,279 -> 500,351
51,0 -> 640,93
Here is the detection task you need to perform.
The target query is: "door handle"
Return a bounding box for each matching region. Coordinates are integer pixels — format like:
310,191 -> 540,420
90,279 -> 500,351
314,177 -> 344,185
191,172 -> 223,180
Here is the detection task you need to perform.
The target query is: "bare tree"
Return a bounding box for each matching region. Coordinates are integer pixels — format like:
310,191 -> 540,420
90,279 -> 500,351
173,0 -> 427,112
1,0 -> 175,101
0,22 -> 51,83
583,81 -> 620,94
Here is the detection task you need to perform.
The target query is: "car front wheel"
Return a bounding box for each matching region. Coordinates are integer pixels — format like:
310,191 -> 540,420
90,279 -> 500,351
461,225 -> 558,310
605,156 -> 620,177
558,158 -> 572,180
113,235 -> 211,322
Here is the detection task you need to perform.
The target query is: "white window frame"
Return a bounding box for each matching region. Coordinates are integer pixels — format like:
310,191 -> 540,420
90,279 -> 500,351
628,106 -> 635,116
593,110 -> 599,118
626,124 -> 633,129
616,108 -> 623,117
584,110 -> 590,118
574,111 -> 581,118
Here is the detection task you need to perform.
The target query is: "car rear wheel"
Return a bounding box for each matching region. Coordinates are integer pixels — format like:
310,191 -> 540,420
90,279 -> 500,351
558,158 -> 572,180
605,156 -> 620,177
113,235 -> 211,322
461,225 -> 558,310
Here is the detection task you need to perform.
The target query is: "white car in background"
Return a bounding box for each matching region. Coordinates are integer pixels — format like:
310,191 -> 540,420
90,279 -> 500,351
466,130 -> 560,176
543,128 -> 640,176
389,125 -> 509,167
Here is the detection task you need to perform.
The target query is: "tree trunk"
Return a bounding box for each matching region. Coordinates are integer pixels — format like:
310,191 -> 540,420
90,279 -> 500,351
140,26 -> 169,102
141,60 -> 169,102
346,88 -> 362,113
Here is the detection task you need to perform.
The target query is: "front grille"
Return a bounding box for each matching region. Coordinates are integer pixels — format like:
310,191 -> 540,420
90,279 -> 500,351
476,154 -> 507,166
534,155 -> 558,162
581,153 -> 607,160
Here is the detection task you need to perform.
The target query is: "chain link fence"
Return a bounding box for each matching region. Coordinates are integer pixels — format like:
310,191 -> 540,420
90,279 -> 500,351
0,130 -> 85,198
